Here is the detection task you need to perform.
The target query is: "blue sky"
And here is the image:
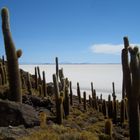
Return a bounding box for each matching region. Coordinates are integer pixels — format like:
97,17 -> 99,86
0,0 -> 140,63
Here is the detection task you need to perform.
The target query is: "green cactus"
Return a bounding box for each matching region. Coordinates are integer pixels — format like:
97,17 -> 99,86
1,7 -> 22,102
20,70 -> 26,89
27,72 -> 33,95
3,65 -> 7,84
120,99 -> 125,125
112,82 -> 116,101
112,100 -> 117,124
42,71 -> 47,97
105,119 -> 112,138
35,67 -> 38,90
83,91 -> 87,111
108,96 -> 113,119
63,78 -> 70,117
122,37 -> 140,140
129,46 -> 140,139
37,66 -> 42,84
0,74 -> 2,85
55,57 -> 59,79
53,74 -> 63,124
91,82 -> 95,99
69,81 -> 73,106
59,68 -> 64,83
39,84 -> 43,97
102,100 -> 108,118
88,95 -> 92,107
0,63 -> 5,85
2,55 -> 5,65
77,82 -> 82,104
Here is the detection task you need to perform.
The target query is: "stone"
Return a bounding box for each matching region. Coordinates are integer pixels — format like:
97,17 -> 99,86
0,99 -> 39,128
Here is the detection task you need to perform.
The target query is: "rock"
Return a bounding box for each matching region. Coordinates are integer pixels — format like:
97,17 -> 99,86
23,95 -> 54,110
0,99 -> 39,128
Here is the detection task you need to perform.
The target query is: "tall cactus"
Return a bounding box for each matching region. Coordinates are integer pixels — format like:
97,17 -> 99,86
34,67 -> 38,90
77,82 -> 82,104
42,71 -> 47,97
69,81 -> 73,106
122,37 -> 140,140
112,82 -> 116,101
37,66 -> 41,84
63,78 -> 70,117
53,74 -> 63,124
55,57 -> 59,79
1,7 -> 22,102
83,91 -> 87,111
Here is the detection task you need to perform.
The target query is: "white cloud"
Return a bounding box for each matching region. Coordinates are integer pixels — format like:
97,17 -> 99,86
90,43 -> 140,55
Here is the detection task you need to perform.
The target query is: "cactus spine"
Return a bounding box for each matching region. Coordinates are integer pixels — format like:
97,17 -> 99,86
1,7 -> 22,102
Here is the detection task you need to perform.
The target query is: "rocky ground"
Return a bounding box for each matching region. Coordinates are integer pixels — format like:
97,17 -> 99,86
0,93 -> 129,140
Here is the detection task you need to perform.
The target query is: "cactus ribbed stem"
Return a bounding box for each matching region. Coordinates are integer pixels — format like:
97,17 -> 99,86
1,7 -> 22,102
42,71 -> 47,97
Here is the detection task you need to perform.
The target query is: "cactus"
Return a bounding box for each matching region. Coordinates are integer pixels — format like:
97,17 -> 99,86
55,57 -> 59,79
27,72 -> 33,95
39,84 -> 43,96
105,119 -> 112,138
53,74 -> 63,124
35,67 -> 38,90
91,82 -> 95,99
102,100 -> 108,118
100,94 -> 102,101
59,68 -> 64,83
37,66 -> 42,84
1,7 -> 22,102
63,79 -> 70,117
77,82 -> 82,104
122,37 -> 140,140
83,91 -> 87,111
0,74 -> 2,85
3,65 -> 7,84
69,81 -> 73,106
42,71 -> 47,97
112,82 -> 116,101
124,97 -> 128,120
0,63 -> 5,85
2,55 -> 5,65
112,100 -> 117,124
20,70 -> 26,89
88,95 -> 92,107
39,111 -> 47,128
120,99 -> 125,125
108,99 -> 113,119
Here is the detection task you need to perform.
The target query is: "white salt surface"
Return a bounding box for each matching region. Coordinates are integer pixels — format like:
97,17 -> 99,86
19,64 -> 122,100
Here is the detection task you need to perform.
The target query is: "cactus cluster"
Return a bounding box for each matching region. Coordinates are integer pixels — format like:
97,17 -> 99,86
121,37 -> 140,140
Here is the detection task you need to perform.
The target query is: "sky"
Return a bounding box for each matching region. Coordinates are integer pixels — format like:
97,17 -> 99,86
0,0 -> 140,64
